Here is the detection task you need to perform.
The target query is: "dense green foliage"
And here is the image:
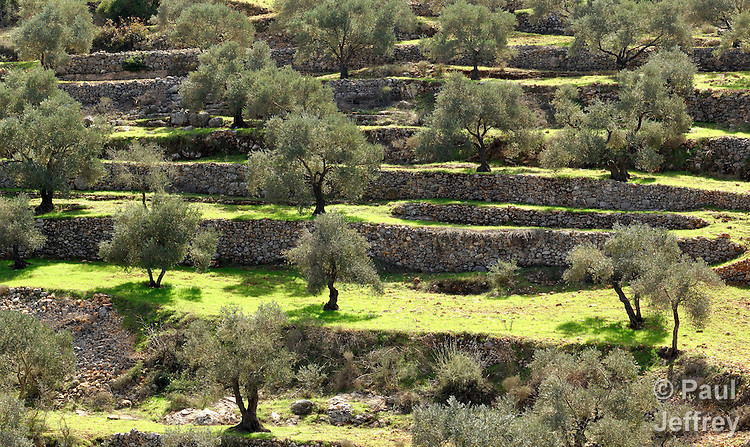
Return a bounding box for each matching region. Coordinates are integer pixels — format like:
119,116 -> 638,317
181,41 -> 274,127
0,194 -> 45,269
418,73 -> 538,172
285,213 -> 381,310
107,141 -> 171,208
97,0 -> 158,22
186,303 -> 294,432
542,49 -> 695,181
0,311 -> 75,403
0,89 -> 107,213
414,348 -> 688,447
570,0 -> 690,69
280,0 -> 414,78
12,0 -> 94,68
171,3 -> 255,49
425,0 -> 516,80
99,195 -> 218,288
0,394 -> 32,447
246,113 -> 382,214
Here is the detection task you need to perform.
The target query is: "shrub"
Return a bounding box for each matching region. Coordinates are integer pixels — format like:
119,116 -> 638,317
122,54 -> 148,71
86,390 -> 115,412
97,0 -> 158,22
295,363 -> 326,397
92,18 -> 150,52
433,343 -> 493,405
488,260 -> 519,294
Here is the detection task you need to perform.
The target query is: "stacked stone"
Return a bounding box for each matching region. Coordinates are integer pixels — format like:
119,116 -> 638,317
392,202 -> 710,229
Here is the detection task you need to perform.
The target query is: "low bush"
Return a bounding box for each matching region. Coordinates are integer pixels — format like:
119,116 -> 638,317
97,0 -> 158,22
122,54 -> 149,71
433,343 -> 494,405
93,19 -> 151,53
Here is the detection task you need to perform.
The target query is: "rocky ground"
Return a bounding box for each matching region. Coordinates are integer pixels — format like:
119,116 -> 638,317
0,287 -> 136,403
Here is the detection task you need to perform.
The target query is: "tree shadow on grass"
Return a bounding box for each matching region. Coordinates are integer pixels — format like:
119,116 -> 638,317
222,272 -> 307,298
0,260 -> 43,283
556,316 -> 668,346
98,281 -> 192,336
287,304 -> 379,325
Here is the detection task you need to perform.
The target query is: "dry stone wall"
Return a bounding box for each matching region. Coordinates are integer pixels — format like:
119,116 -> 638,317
13,217 -> 744,272
367,170 -> 750,212
5,162 -> 750,212
104,430 -> 335,447
391,203 -> 709,230
57,46 -> 750,78
59,77 -> 750,127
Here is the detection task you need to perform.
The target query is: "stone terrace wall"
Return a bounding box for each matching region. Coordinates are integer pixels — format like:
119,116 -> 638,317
57,46 -> 750,78
367,170 -> 750,212
104,430 -> 336,447
18,217 -> 745,272
391,203 -> 709,230
4,162 -> 750,211
59,77 -> 750,127
684,137 -> 750,180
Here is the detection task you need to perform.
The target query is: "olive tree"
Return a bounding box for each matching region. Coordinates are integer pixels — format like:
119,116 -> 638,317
414,348 -> 686,447
171,3 -> 255,49
634,256 -> 723,356
425,0 -> 516,80
99,195 -> 218,288
186,304 -> 294,432
0,311 -> 75,403
526,0 -> 582,22
154,0 -> 215,30
181,41 -> 274,128
717,11 -> 750,54
283,0 -> 414,78
564,223 -> 682,330
285,213 -> 382,311
541,49 -> 694,181
0,66 -> 58,119
241,66 -> 338,123
12,0 -> 94,68
0,93 -> 107,214
570,0 -> 691,70
246,113 -> 383,215
108,141 -> 171,209
418,73 -> 538,172
688,0 -> 749,32
0,194 -> 45,269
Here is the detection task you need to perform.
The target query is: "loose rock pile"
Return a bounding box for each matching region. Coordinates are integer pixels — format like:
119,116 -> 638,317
0,288 -> 135,401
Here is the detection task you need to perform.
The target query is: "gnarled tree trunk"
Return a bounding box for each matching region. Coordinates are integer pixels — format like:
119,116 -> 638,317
36,189 -> 54,215
230,380 -> 269,433
613,282 -> 644,329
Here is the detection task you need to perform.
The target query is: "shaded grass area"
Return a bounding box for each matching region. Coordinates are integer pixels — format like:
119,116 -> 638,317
2,260 -> 750,367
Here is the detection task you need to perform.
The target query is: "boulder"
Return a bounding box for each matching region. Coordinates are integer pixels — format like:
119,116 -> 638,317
290,399 -> 315,416
196,111 -> 211,127
171,112 -> 188,127
0,284 -> 8,296
327,396 -> 352,426
208,117 -> 224,128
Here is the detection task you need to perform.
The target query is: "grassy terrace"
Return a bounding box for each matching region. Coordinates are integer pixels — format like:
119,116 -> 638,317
3,259 -> 750,370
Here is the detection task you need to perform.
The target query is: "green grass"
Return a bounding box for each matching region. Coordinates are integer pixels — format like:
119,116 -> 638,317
2,260 -> 750,368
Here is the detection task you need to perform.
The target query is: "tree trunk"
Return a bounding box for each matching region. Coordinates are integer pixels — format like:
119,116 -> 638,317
471,63 -> 480,81
155,269 -> 166,287
141,191 -> 148,209
147,268 -> 157,288
616,56 -> 627,71
233,112 -> 245,128
634,293 -> 643,322
607,162 -> 630,182
312,181 -> 326,215
670,303 -> 680,357
476,142 -> 491,173
230,381 -> 269,433
340,61 -> 349,79
35,189 -> 54,214
12,245 -> 28,270
323,279 -> 339,311
613,282 -> 644,329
